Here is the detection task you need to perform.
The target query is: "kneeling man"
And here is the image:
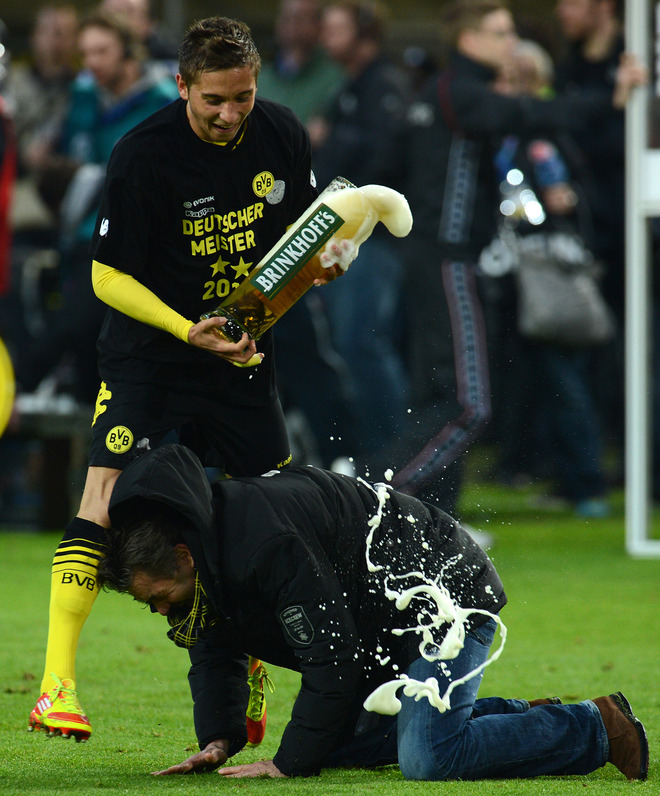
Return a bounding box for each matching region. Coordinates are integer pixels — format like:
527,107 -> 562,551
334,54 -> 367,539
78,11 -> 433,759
98,443 -> 648,781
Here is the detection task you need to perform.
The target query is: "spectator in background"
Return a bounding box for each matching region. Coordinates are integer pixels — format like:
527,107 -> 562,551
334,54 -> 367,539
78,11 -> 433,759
554,0 -> 628,459
258,0 -> 344,125
252,0 -> 357,470
3,4 -> 79,159
0,16 -> 15,302
100,0 -> 179,64
0,101 -> 13,302
1,5 -> 79,350
0,79 -> 25,528
56,10 -> 177,252
310,0 -> 410,461
14,9 -> 179,405
0,17 -> 8,89
482,38 -> 611,517
401,44 -> 438,96
3,4 -> 79,246
361,0 -> 644,518
0,8 -> 75,528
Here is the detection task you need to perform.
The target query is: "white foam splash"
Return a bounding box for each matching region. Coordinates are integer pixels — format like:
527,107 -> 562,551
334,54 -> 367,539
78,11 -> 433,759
361,481 -> 506,716
364,673 -> 450,715
362,479 -> 391,574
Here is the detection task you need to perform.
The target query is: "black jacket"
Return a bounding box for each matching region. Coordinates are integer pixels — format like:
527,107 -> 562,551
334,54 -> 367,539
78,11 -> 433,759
312,55 -> 409,194
108,443 -> 506,776
404,51 -> 615,260
554,35 -> 625,253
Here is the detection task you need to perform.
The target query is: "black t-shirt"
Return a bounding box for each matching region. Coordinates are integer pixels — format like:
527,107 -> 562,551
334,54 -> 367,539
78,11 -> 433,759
92,97 -> 316,404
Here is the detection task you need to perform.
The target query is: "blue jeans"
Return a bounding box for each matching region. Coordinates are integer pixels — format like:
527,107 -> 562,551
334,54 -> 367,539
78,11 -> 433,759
532,344 -> 605,502
329,619 -> 609,779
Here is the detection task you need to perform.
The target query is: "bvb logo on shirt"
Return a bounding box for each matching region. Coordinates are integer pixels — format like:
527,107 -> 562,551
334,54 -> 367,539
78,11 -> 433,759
252,171 -> 274,197
106,425 -> 134,454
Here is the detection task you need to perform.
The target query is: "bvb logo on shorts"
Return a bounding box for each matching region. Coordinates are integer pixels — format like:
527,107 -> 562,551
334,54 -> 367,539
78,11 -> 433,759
106,425 -> 134,454
252,171 -> 274,197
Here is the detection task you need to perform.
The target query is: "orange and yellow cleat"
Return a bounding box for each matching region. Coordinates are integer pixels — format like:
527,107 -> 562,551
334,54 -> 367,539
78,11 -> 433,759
28,674 -> 92,742
246,657 -> 274,747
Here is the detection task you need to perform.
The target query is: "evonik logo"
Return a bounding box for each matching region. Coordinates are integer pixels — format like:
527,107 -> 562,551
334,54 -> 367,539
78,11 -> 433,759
183,195 -> 215,209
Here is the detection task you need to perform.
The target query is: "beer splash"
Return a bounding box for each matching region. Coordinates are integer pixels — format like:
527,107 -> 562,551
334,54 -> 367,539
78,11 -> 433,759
361,481 -> 507,716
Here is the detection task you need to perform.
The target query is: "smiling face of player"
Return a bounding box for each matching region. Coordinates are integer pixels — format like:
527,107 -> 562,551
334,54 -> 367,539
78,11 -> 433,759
177,66 -> 257,143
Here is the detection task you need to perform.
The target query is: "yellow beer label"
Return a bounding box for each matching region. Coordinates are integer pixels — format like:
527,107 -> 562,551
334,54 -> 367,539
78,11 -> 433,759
106,425 -> 134,453
252,171 -> 275,197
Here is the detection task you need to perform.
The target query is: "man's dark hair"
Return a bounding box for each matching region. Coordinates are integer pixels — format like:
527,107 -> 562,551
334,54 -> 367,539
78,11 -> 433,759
442,0 -> 510,49
79,8 -> 146,62
97,511 -> 185,593
328,1 -> 387,44
178,16 -> 261,87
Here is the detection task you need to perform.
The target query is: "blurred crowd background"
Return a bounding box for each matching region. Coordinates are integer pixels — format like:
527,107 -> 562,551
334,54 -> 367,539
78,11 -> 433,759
0,0 -> 655,530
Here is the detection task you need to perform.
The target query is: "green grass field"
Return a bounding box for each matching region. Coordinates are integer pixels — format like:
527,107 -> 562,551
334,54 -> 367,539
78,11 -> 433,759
0,462 -> 658,796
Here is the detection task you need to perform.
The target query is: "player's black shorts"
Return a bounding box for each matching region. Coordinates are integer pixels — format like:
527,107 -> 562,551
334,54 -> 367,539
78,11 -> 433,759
88,378 -> 291,476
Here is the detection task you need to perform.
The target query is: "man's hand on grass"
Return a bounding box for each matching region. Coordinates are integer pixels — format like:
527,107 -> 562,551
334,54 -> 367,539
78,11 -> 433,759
151,740 -> 228,775
218,760 -> 287,778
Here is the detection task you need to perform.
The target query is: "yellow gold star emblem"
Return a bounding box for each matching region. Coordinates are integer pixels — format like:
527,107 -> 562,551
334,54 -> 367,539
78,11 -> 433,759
231,256 -> 253,280
210,256 -> 230,276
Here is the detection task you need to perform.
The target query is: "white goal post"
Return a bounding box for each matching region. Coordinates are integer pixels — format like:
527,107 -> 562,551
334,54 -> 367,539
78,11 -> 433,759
625,0 -> 660,556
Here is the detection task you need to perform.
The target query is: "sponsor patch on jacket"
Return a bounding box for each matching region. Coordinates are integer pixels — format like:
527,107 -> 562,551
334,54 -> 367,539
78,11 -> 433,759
280,605 -> 314,645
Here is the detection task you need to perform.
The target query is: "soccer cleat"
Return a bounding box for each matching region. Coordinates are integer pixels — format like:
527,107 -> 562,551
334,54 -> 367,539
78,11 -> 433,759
246,658 -> 274,747
28,674 -> 92,742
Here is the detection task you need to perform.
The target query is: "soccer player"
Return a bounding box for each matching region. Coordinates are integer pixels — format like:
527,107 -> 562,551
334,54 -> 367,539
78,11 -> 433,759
97,442 -> 648,781
27,16 -> 354,745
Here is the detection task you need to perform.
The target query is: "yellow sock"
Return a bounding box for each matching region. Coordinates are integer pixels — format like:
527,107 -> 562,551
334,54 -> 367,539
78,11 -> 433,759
40,520 -> 108,694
